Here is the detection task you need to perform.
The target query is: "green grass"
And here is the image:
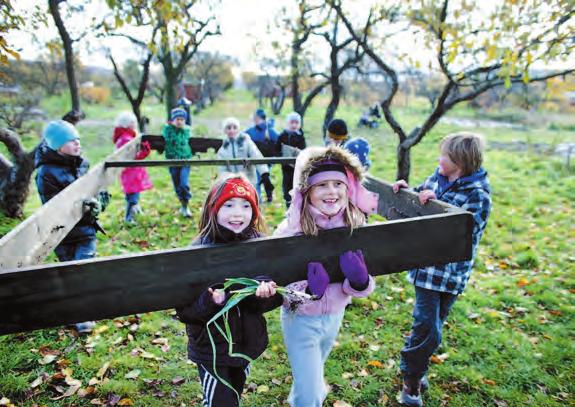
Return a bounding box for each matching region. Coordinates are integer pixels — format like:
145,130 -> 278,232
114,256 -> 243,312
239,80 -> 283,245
0,90 -> 574,406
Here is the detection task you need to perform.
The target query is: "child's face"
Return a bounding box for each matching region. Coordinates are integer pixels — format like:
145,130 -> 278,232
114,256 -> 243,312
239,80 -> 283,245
326,136 -> 343,146
438,151 -> 462,180
224,122 -> 239,138
287,119 -> 301,132
58,139 -> 81,156
254,116 -> 265,126
173,117 -> 186,128
217,197 -> 253,233
309,180 -> 348,217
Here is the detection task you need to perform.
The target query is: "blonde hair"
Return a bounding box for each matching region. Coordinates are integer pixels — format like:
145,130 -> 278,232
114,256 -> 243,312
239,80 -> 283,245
195,174 -> 268,243
222,117 -> 240,132
115,111 -> 138,129
440,132 -> 485,176
299,186 -> 366,236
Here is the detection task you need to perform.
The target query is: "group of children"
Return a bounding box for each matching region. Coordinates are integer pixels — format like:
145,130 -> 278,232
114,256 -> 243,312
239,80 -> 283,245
34,106 -> 491,406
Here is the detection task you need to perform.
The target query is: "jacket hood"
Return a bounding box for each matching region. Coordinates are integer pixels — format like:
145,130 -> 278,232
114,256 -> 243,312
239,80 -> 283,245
293,145 -> 365,191
436,167 -> 491,195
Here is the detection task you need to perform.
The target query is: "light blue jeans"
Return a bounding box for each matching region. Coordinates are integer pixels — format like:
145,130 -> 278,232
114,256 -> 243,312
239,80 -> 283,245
281,308 -> 345,407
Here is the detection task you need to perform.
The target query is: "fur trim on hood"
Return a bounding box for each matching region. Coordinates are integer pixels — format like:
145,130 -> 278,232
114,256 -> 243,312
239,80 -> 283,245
294,145 -> 365,191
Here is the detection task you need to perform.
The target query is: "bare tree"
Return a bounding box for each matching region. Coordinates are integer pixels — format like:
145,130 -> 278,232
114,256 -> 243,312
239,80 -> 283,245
0,129 -> 38,218
331,0 -> 575,181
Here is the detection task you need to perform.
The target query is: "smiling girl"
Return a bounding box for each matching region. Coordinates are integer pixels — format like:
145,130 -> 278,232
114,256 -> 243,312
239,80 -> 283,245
176,174 -> 282,406
273,145 -> 380,407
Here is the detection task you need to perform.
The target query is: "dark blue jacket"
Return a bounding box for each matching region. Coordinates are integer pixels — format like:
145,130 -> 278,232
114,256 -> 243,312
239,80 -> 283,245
176,234 -> 283,367
244,122 -> 279,157
35,142 -> 96,244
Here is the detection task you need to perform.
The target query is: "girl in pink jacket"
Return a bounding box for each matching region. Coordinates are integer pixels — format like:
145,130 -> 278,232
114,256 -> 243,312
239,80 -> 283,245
274,145 -> 379,406
113,112 -> 153,224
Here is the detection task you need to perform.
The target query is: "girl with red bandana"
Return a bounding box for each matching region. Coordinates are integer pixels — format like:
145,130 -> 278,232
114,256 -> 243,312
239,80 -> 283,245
176,174 -> 282,407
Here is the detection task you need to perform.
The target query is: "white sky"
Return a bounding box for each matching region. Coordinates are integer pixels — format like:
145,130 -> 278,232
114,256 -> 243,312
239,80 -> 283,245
6,0 -> 297,74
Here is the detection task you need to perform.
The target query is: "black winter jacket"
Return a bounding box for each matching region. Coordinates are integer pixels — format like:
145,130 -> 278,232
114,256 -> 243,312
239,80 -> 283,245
176,234 -> 283,367
276,129 -> 306,169
35,142 -> 96,243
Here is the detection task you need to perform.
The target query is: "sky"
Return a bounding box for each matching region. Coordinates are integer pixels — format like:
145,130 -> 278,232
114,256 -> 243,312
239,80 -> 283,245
6,0 -> 297,74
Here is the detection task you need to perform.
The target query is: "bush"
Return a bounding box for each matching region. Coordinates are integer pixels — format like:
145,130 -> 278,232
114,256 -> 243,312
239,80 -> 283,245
80,86 -> 111,104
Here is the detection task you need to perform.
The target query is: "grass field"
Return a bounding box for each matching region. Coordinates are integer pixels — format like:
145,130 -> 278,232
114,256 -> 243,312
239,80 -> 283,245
0,90 -> 574,406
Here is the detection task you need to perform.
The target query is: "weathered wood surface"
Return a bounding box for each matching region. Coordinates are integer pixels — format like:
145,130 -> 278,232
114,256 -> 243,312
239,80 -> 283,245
142,134 -> 222,153
365,176 -> 458,219
105,157 -> 297,168
0,209 -> 472,335
0,138 -> 140,270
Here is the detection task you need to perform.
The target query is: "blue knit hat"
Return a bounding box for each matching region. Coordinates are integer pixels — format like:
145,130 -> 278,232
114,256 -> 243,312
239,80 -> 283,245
170,107 -> 188,121
254,108 -> 266,120
343,137 -> 371,169
43,120 -> 80,150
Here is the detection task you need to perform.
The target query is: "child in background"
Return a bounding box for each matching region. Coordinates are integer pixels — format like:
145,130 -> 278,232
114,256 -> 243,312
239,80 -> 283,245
274,145 -> 379,407
392,132 -> 492,407
276,112 -> 307,208
176,174 -> 283,406
217,117 -> 272,195
112,112 -> 153,224
325,118 -> 350,146
162,107 -> 193,217
35,120 -> 106,334
343,137 -> 372,171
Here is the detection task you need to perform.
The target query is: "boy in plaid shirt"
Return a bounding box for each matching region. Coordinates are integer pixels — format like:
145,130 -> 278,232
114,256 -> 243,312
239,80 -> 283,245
392,132 -> 492,406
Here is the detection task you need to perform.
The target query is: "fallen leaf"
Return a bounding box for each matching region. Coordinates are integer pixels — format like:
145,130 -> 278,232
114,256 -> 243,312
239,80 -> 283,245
367,360 -> 383,368
90,399 -> 104,405
64,376 -> 82,387
333,400 -> 352,407
118,399 -> 134,406
88,377 -> 100,386
106,393 -> 121,406
97,362 -> 110,378
39,354 -> 58,365
358,369 -> 369,377
39,346 -> 61,356
483,379 -> 496,386
516,278 -> 529,288
271,378 -> 282,386
256,385 -> 269,393
77,386 -> 96,398
93,325 -> 108,335
369,344 -> 380,352
51,384 -> 81,400
171,376 -> 185,385
30,374 -> 47,388
124,369 -> 141,380
151,338 -> 168,346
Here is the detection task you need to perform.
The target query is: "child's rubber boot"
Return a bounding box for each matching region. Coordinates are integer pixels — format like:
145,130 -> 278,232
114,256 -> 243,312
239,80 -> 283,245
179,202 -> 192,218
75,321 -> 96,334
125,203 -> 136,225
399,376 -> 423,406
420,375 -> 429,393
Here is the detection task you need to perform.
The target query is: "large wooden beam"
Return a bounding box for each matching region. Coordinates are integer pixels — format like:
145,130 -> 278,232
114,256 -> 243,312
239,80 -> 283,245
142,134 -> 223,153
0,138 -> 140,270
105,157 -> 296,168
0,209 -> 472,335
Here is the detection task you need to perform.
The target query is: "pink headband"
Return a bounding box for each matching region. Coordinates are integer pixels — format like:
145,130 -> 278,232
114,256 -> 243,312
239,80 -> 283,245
307,171 -> 349,188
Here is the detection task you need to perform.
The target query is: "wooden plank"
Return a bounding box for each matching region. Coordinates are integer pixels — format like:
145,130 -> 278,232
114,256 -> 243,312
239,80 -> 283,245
0,137 -> 140,270
365,176 -> 462,219
0,210 -> 473,335
105,157 -> 297,168
142,134 -> 223,153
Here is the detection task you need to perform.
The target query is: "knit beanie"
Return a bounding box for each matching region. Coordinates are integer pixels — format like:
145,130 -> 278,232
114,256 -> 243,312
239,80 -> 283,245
254,108 -> 266,120
286,112 -> 302,124
170,107 -> 188,122
343,137 -> 372,169
43,120 -> 80,150
327,119 -> 348,141
212,177 -> 260,222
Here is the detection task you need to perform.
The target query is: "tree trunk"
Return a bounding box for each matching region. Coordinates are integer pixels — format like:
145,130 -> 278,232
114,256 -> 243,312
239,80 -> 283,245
164,72 -> 177,121
49,0 -> 80,112
396,145 -> 411,183
0,129 -> 38,218
291,43 -> 302,114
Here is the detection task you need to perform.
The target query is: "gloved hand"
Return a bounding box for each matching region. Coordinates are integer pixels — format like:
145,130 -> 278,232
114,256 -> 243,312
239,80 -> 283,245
307,262 -> 330,298
260,172 -> 274,203
339,250 -> 369,290
136,141 -> 151,160
97,190 -> 111,212
83,197 -> 101,219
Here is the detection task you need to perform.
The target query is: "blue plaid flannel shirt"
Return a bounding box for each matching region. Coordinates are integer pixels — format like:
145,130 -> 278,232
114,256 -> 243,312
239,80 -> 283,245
407,168 -> 492,295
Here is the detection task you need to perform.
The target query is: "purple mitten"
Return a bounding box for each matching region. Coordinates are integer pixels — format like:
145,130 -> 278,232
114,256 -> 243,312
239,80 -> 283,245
339,250 -> 369,289
307,262 -> 330,298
